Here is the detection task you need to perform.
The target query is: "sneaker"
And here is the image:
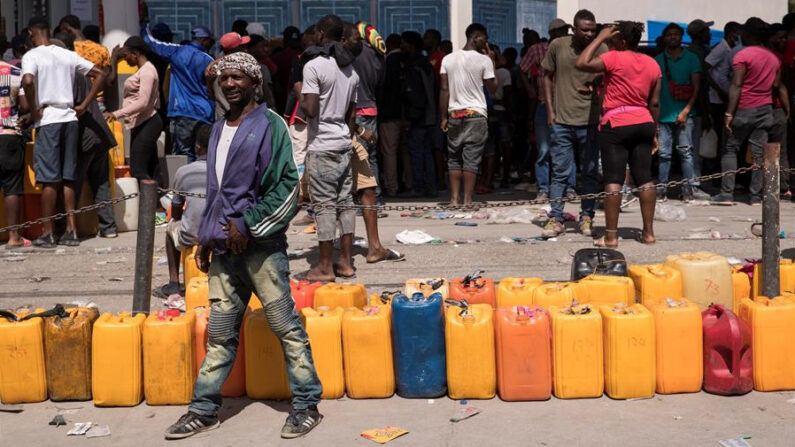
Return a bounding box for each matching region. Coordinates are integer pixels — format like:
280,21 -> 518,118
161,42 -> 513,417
33,233 -> 57,249
710,193 -> 735,206
656,189 -> 667,202
750,196 -> 762,206
541,219 -> 564,239
164,411 -> 220,440
578,217 -> 593,237
99,231 -> 118,238
281,406 -> 323,439
692,187 -> 711,201
57,230 -> 80,247
681,188 -> 694,203
153,282 -> 182,300
536,191 -> 549,202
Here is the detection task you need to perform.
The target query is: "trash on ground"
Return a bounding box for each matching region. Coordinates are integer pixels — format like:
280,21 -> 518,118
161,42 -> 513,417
108,277 -> 123,282
0,404 -> 23,413
55,248 -> 66,255
709,217 -> 721,222
49,415 -> 67,426
562,212 -> 577,222
56,407 -> 83,415
302,224 -> 316,234
427,399 -> 435,404
455,222 -> 478,227
28,276 -> 50,283
547,237 -> 558,242
396,230 -> 441,245
156,257 -> 168,265
164,294 -> 186,311
354,238 -> 369,247
4,256 -> 25,262
499,236 -> 514,243
654,203 -> 687,222
673,415 -> 682,420
450,406 -> 481,422
67,422 -> 92,436
727,258 -> 744,266
85,425 -> 111,438
485,208 -> 535,224
787,397 -> 795,404
360,426 -> 409,444
94,247 -> 112,254
287,248 -> 312,258
96,257 -> 126,265
718,437 -> 752,447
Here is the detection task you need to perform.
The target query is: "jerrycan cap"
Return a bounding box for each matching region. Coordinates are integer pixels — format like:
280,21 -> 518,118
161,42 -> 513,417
665,297 -> 686,307
462,270 -> 485,288
611,303 -> 636,314
562,299 -> 591,315
423,279 -> 444,290
157,309 -> 182,320
316,306 -> 331,312
515,306 -> 533,321
512,279 -> 525,288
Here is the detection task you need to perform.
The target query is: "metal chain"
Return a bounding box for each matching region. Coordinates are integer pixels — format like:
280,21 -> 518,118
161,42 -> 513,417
0,165 -> 764,236
159,165 -> 761,212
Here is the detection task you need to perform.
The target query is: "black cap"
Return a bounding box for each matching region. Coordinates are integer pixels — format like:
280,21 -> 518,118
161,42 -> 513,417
662,22 -> 684,35
283,26 -> 300,41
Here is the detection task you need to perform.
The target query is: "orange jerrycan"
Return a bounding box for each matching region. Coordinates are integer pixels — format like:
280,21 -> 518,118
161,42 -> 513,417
445,300 -> 496,399
314,283 -> 367,309
405,278 -> 451,299
244,309 -> 291,400
450,270 -> 496,307
193,308 -> 246,397
647,298 -> 702,394
0,309 -> 47,404
732,266 -> 751,313
494,306 -> 551,401
45,307 -> 99,401
752,260 -> 795,297
496,277 -> 544,308
342,306 -> 394,398
739,296 -> 795,391
575,275 -> 635,307
628,264 -> 682,306
550,303 -> 604,399
665,252 -> 733,309
533,282 -> 577,309
600,304 -> 655,399
290,280 -> 323,312
185,277 -> 209,310
143,310 -> 196,405
92,312 -> 146,406
302,307 -> 345,399
181,245 -> 208,287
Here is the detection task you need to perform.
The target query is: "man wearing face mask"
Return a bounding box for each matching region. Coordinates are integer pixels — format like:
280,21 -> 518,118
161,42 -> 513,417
541,9 -> 606,240
165,52 -> 322,440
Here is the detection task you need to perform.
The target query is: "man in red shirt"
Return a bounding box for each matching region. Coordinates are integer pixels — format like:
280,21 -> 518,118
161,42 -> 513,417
424,29 -> 446,80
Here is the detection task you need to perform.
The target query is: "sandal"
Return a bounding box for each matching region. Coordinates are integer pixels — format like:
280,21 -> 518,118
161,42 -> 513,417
333,264 -> 357,279
4,238 -> 32,250
593,229 -> 619,248
367,248 -> 406,264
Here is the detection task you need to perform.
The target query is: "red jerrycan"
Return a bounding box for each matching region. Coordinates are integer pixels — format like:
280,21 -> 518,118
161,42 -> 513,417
290,280 -> 323,312
702,304 -> 753,395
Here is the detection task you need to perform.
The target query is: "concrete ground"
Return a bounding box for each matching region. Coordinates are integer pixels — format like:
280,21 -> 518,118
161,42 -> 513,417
1,191 -> 794,446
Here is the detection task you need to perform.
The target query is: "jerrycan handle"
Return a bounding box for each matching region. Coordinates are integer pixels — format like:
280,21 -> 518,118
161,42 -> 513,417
462,270 -> 485,288
19,304 -> 69,321
0,310 -> 19,321
381,290 -> 400,304
422,279 -> 444,291
445,299 -> 470,316
516,306 -> 531,321
720,305 -> 744,373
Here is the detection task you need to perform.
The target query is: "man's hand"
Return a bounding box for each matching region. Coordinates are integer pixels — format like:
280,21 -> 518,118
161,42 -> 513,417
724,115 -> 734,135
224,222 -> 249,255
440,118 -> 448,133
546,108 -> 556,127
30,107 -> 45,125
102,111 -> 115,122
675,110 -> 689,127
577,84 -> 594,96
358,128 -> 377,145
196,245 -> 211,273
652,133 -> 659,155
74,103 -> 88,117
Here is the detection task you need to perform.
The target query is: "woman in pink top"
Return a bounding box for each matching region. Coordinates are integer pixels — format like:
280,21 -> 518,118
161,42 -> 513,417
104,36 -> 162,180
576,21 -> 661,247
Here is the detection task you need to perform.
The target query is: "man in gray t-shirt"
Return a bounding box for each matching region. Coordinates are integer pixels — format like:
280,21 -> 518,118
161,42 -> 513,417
154,125 -> 209,298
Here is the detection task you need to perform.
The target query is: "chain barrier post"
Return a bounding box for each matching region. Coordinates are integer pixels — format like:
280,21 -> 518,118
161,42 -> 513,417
132,179 -> 157,314
762,143 -> 781,298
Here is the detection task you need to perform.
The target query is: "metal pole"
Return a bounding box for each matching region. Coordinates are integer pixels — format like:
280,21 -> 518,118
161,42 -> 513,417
132,179 -> 157,314
762,143 -> 781,298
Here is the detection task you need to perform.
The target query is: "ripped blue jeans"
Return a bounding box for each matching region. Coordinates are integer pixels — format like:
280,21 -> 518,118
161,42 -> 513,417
189,238 -> 322,415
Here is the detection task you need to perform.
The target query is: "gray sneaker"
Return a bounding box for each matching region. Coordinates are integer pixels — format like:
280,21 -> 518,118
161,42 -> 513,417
281,406 -> 323,439
710,193 -> 735,206
164,412 -> 220,440
692,187 -> 711,201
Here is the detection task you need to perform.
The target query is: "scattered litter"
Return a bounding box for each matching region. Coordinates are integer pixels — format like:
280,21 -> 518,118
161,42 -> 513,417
354,238 -> 369,247
627,396 -> 654,401
562,212 -> 577,222
787,397 -> 795,404
49,415 -> 67,426
450,406 -> 481,422
28,276 -> 50,283
718,437 -> 752,447
427,399 -> 435,404
164,294 -> 186,311
781,230 -> 787,239
499,236 -> 514,243
85,425 -> 111,438
360,427 -> 409,444
67,422 -> 92,436
654,203 -> 687,222
709,217 -> 721,222
287,248 -> 312,259
0,404 -> 23,413
454,222 -> 478,227
547,237 -> 558,242
55,249 -> 66,255
673,416 -> 682,420
145,413 -> 155,419
459,400 -> 468,405
56,407 -> 83,415
302,224 -> 316,234
4,256 -> 25,262
396,230 -> 441,245
485,208 -> 535,224
727,258 -> 744,266
94,247 -> 112,254
96,257 -> 126,265
108,277 -> 123,282
156,257 -> 168,265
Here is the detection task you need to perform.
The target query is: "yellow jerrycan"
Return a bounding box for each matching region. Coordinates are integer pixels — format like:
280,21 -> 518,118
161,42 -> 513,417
664,252 -> 733,309
550,302 -> 604,399
731,266 -> 751,313
533,282 -> 577,309
302,307 -> 345,399
342,306 -> 394,398
314,283 -> 367,309
574,275 -> 635,307
405,278 -> 451,299
245,309 -> 291,400
752,259 -> 795,298
739,296 -> 795,391
628,264 -> 682,306
496,277 -> 543,308
185,277 -> 209,310
143,310 -> 196,405
45,307 -> 100,401
445,301 -> 496,399
0,308 -> 47,404
600,304 -> 655,399
647,298 -> 703,394
92,312 -> 146,406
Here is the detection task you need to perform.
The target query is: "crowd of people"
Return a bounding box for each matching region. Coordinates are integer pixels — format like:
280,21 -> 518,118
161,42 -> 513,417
0,9 -> 791,440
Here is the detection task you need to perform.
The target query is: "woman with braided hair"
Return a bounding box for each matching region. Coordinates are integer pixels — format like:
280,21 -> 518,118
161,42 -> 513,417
575,21 -> 662,247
